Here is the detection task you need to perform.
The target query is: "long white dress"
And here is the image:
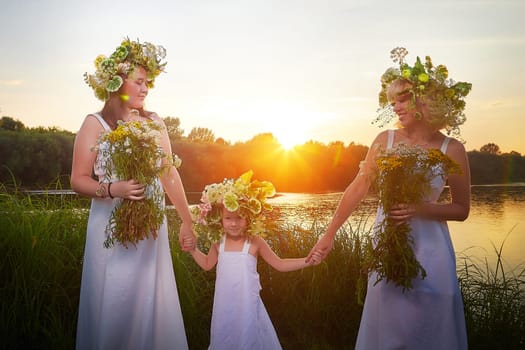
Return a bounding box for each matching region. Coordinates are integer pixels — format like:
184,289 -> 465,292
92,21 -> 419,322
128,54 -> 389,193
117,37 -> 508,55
75,114 -> 188,350
355,129 -> 468,350
209,236 -> 282,350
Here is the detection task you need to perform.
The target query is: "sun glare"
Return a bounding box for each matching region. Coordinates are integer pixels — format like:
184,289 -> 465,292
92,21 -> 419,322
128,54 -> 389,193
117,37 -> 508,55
274,129 -> 307,150
258,102 -> 326,151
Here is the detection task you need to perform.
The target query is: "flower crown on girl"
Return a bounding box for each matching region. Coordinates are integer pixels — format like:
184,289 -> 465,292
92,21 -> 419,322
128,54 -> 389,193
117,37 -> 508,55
191,170 -> 276,242
374,47 -> 472,139
84,37 -> 167,101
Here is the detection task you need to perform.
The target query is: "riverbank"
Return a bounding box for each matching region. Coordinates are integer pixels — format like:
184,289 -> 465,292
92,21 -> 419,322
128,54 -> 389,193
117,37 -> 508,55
1,188 -> 524,349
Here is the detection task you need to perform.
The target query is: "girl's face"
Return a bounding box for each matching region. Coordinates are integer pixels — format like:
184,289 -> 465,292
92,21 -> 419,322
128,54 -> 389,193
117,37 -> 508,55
119,66 -> 149,109
221,207 -> 248,237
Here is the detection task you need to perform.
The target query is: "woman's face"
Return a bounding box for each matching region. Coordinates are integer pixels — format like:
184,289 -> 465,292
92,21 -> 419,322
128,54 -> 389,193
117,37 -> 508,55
119,66 -> 149,109
388,82 -> 421,127
221,207 -> 248,237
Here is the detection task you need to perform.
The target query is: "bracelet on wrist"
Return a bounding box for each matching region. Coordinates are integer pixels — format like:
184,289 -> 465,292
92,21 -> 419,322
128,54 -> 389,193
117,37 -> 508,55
95,182 -> 107,198
107,182 -> 114,199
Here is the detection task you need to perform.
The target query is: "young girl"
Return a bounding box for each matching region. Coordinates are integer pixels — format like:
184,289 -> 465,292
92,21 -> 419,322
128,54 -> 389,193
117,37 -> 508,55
189,171 -> 321,350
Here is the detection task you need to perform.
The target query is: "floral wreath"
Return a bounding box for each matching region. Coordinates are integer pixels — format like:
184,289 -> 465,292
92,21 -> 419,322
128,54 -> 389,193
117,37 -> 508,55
191,170 -> 276,242
374,47 -> 472,139
84,37 -> 167,101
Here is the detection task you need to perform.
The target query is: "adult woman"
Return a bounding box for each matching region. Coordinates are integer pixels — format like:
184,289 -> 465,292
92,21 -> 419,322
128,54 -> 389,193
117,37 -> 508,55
71,38 -> 194,350
307,47 -> 472,349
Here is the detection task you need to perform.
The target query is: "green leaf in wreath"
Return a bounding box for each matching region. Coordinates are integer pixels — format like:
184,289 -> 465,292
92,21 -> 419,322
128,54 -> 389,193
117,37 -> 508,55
106,76 -> 123,92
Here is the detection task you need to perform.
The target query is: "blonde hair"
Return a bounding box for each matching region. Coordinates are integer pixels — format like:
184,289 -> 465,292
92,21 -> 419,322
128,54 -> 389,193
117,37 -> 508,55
386,78 -> 447,130
375,47 -> 472,139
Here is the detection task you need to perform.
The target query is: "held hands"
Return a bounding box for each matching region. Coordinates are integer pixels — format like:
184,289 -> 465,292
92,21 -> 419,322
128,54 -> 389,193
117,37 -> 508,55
305,233 -> 334,264
306,250 -> 324,266
178,221 -> 196,252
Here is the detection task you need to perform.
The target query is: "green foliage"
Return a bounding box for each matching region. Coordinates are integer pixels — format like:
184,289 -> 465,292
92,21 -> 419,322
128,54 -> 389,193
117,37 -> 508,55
1,121 -> 524,192
164,116 -> 185,141
480,142 -> 501,155
2,185 -> 523,349
0,184 -> 87,349
0,116 -> 25,131
0,128 -> 74,188
186,126 -> 216,143
469,151 -> 525,184
84,38 -> 167,101
458,238 -> 525,349
377,47 -> 472,139
362,145 -> 461,292
95,120 -> 170,248
259,222 -> 369,349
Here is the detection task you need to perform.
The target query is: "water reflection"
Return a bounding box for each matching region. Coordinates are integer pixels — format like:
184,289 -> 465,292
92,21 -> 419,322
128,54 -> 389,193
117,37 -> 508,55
268,185 -> 525,270
40,186 -> 524,269
268,192 -> 377,229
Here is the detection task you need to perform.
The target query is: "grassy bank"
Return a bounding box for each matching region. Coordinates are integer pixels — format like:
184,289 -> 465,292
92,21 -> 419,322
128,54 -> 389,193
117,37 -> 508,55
1,187 -> 524,349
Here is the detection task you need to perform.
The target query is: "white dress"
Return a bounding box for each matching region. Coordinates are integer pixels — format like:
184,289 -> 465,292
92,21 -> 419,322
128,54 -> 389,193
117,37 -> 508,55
209,236 -> 282,350
75,114 -> 188,350
355,130 -> 468,350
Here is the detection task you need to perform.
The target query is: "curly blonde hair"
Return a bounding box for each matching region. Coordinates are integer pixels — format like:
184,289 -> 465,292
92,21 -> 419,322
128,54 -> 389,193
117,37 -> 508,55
374,47 -> 472,139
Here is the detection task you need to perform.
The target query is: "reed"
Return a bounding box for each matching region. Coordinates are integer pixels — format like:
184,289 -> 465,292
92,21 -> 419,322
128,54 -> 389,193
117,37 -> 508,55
1,186 -> 523,349
457,235 -> 525,349
0,182 -> 87,349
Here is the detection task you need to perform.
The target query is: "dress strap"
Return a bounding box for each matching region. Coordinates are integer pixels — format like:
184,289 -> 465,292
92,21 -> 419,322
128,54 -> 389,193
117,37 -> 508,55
219,236 -> 225,253
91,113 -> 111,131
218,236 -> 250,253
387,129 -> 395,149
242,239 -> 251,254
440,137 -> 451,153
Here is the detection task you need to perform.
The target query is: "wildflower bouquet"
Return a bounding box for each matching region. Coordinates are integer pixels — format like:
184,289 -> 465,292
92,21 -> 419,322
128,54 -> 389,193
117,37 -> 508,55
361,143 -> 461,295
95,119 -> 178,248
190,170 -> 276,244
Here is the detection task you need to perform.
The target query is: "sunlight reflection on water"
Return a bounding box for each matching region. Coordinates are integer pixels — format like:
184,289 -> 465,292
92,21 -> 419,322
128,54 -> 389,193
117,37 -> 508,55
268,185 -> 525,270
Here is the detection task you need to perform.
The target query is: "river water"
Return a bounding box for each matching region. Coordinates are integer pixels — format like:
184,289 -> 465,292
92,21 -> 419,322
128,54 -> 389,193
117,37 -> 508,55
266,184 -> 525,271
47,184 -> 524,271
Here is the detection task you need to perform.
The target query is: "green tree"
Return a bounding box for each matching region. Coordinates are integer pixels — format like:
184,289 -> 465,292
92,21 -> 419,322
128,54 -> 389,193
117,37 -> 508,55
187,127 -> 216,143
0,129 -> 74,187
480,143 -> 501,155
164,116 -> 184,140
0,116 -> 25,131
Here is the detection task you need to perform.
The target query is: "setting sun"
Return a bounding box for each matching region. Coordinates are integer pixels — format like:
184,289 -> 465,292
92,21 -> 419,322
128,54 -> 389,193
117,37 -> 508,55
274,128 -> 308,150
255,101 -> 328,150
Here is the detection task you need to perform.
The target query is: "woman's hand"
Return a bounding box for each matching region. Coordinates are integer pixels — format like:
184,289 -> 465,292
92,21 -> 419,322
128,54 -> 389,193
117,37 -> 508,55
111,179 -> 145,200
305,234 -> 334,263
306,250 -> 324,266
388,203 -> 417,225
178,221 -> 196,252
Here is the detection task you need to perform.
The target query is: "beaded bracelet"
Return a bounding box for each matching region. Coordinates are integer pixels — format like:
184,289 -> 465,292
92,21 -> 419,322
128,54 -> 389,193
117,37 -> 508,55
95,182 -> 107,198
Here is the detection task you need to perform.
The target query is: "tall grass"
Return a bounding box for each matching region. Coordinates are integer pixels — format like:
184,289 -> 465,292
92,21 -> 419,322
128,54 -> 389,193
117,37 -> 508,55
256,221 -> 369,350
1,186 -> 524,349
458,237 -> 525,349
0,182 -> 87,349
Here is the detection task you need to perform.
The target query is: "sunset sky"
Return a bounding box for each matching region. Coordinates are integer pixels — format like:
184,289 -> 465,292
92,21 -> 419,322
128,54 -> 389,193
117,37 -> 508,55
1,0 -> 524,153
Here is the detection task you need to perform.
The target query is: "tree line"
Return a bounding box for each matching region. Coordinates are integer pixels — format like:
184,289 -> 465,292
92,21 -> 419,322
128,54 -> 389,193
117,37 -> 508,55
1,116 -> 524,192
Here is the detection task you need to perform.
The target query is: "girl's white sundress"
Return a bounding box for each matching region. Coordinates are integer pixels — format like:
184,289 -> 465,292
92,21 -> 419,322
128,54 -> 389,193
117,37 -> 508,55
209,236 -> 282,350
75,113 -> 188,350
355,129 -> 468,350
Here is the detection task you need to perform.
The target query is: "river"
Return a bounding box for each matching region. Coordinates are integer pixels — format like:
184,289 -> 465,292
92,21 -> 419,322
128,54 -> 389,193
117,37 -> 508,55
38,184 -> 525,271
266,184 -> 525,271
